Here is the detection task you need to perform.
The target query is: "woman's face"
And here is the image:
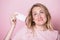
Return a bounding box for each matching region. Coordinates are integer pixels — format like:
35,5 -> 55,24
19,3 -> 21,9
32,7 -> 47,26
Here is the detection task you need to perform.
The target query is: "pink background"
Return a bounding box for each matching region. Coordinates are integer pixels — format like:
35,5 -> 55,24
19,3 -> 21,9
0,0 -> 60,40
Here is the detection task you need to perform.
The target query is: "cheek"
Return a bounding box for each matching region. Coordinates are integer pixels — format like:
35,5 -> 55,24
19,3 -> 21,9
33,15 -> 41,19
42,15 -> 47,22
32,17 -> 37,24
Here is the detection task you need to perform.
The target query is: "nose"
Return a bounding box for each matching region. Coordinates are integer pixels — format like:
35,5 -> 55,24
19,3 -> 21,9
38,14 -> 42,19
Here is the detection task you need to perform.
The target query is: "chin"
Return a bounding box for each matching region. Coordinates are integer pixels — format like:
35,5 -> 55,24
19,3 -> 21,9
37,22 -> 46,26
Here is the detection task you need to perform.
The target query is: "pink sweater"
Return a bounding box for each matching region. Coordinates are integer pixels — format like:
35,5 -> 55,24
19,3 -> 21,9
12,27 -> 59,40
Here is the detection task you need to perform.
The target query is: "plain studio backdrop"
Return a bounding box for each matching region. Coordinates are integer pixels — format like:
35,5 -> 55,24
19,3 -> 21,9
0,0 -> 60,40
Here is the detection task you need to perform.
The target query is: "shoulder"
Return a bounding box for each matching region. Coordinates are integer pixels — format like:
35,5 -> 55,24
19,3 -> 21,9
48,29 -> 59,34
47,29 -> 59,39
47,29 -> 59,35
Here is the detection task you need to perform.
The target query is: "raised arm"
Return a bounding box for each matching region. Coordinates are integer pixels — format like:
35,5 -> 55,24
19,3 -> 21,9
5,13 -> 17,40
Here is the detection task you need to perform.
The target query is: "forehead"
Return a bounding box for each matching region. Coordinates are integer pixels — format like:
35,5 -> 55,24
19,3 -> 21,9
32,6 -> 45,12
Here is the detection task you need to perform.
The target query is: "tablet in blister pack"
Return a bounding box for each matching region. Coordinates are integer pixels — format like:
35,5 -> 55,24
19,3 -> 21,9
15,12 -> 26,22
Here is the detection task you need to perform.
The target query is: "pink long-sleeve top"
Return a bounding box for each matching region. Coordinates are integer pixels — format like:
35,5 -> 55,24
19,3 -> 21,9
12,26 -> 59,40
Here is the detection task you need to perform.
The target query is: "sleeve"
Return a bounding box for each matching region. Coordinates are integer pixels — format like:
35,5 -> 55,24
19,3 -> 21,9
56,34 -> 60,40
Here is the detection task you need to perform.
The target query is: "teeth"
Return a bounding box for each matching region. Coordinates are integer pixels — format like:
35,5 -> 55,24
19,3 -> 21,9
15,12 -> 26,22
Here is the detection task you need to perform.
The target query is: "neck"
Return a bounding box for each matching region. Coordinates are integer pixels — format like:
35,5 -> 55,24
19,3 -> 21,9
34,24 -> 47,31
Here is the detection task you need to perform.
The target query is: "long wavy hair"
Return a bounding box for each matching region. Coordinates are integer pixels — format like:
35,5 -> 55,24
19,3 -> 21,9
25,3 -> 53,31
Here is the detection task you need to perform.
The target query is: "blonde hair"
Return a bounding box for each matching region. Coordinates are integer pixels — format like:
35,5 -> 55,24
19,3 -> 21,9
25,3 -> 53,31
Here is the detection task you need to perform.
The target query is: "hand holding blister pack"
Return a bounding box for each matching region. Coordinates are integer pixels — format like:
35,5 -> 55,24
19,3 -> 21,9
15,12 -> 26,22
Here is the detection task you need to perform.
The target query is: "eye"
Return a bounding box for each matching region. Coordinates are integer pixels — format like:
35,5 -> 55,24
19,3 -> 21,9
33,13 -> 37,16
40,11 -> 44,13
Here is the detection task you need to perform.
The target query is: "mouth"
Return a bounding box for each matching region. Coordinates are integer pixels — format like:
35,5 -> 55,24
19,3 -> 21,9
38,19 -> 43,21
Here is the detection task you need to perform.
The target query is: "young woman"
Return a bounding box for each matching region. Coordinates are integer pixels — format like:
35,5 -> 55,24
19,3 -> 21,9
5,3 -> 59,40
